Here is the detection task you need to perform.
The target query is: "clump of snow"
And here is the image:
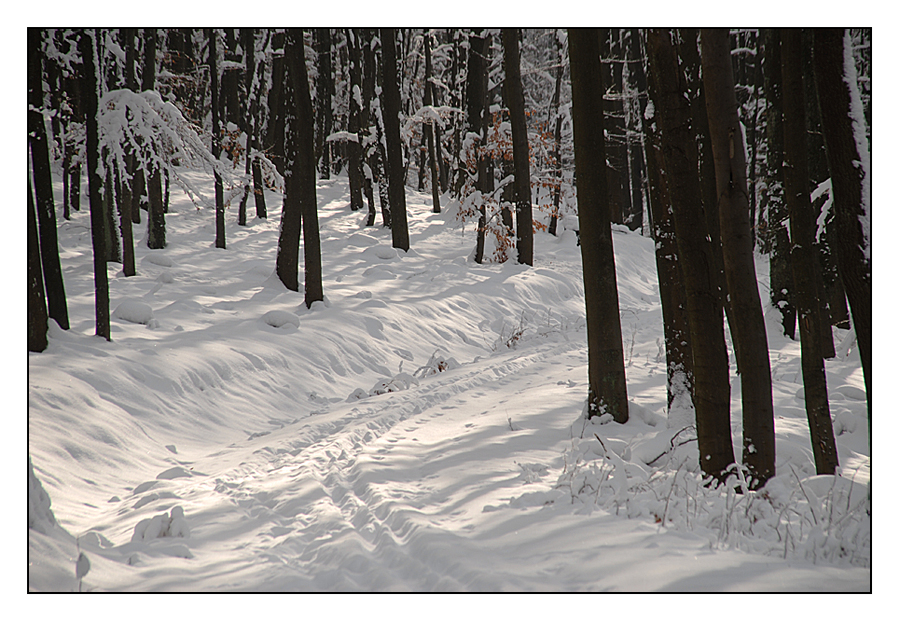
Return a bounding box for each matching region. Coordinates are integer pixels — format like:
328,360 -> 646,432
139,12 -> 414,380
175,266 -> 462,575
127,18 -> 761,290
413,350 -> 460,378
369,372 -> 419,395
113,301 -> 154,325
261,309 -> 300,329
131,506 -> 191,542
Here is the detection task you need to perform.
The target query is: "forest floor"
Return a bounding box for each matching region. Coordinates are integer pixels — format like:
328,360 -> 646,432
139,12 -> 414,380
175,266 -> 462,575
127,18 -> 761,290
28,170 -> 870,598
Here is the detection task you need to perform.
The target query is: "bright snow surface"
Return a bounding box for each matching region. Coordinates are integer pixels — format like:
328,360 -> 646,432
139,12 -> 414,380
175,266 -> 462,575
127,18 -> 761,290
28,171 -> 870,592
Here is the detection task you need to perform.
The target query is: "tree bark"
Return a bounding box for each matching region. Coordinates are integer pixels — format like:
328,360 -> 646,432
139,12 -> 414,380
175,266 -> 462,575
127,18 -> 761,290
423,30 -> 441,213
502,28 -> 534,266
781,30 -> 839,475
644,41 -> 695,429
761,29 -> 795,339
346,29 -> 366,212
646,29 -> 734,481
381,28 -> 410,252
568,28 -> 629,423
28,28 -> 69,330
81,30 -> 110,341
812,28 -> 872,419
701,28 -> 775,488
466,31 -> 490,264
208,29 -> 226,248
28,171 -> 49,352
283,29 -> 324,308
143,29 -> 166,249
315,29 -> 333,180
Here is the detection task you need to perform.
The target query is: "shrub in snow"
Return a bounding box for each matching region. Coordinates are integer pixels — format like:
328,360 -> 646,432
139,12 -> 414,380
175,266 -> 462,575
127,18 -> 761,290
414,351 -> 460,378
370,372 -> 419,396
544,432 -> 869,567
131,506 -> 190,542
346,388 -> 369,402
113,301 -> 154,325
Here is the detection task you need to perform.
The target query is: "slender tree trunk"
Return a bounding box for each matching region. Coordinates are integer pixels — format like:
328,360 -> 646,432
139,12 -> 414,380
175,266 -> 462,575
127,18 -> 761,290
208,29 -> 225,248
502,29 -> 533,266
28,28 -> 69,331
548,30 -> 565,237
647,29 -> 734,482
812,28 -> 871,420
346,29 -> 366,212
251,29 -> 268,220
238,29 -> 253,227
360,28 -> 378,225
644,48 -> 695,429
781,30 -> 839,475
276,35 -> 302,294
371,36 -> 391,228
315,29 -> 333,180
423,31 -> 441,213
28,171 -> 49,352
701,28 -> 775,488
81,30 -> 110,341
381,28 -> 410,252
568,28 -> 629,423
143,29 -> 166,249
761,29 -> 795,339
466,31 -> 491,264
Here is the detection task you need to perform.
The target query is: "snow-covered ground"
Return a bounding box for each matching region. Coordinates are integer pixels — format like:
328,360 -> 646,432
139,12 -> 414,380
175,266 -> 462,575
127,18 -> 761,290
28,170 -> 870,594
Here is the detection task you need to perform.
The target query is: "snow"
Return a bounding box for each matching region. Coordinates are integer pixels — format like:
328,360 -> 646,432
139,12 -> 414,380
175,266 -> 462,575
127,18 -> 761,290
28,166 -> 870,595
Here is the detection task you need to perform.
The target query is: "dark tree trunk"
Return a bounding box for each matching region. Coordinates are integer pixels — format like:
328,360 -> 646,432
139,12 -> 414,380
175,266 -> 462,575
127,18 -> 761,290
29,29 -> 69,330
812,28 -> 872,419
251,30 -> 268,220
502,28 -> 533,266
315,28 -> 333,180
346,29 -> 366,212
208,29 -> 226,249
423,30 -> 441,213
267,30 -> 286,177
677,28 -> 739,367
781,30 -> 839,475
466,31 -> 491,264
761,29 -> 795,339
381,28 -> 410,252
701,28 -> 775,488
81,30 -> 110,341
568,28 -> 629,424
238,28 -> 254,227
644,44 -> 695,428
548,31 -> 565,237
370,34 -> 391,228
114,162 -> 136,276
624,28 -> 647,232
360,28 -> 378,225
646,29 -> 733,482
598,30 -> 627,226
142,29 -> 166,249
28,171 -> 49,352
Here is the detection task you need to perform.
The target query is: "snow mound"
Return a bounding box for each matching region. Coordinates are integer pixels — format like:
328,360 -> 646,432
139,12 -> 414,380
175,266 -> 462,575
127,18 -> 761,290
370,372 -> 419,395
29,457 -> 57,535
363,245 -> 399,261
261,309 -> 300,329
113,301 -> 154,325
413,351 -> 460,378
131,506 -> 191,542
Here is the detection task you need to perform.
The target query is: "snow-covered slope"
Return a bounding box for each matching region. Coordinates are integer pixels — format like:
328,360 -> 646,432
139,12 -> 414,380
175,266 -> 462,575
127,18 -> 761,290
28,172 -> 869,592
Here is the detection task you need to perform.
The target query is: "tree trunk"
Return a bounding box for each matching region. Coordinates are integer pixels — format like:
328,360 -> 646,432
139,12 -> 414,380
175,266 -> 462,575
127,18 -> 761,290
81,30 -> 110,341
646,29 -> 734,482
207,29 -> 226,248
360,28 -> 378,225
568,28 -> 629,424
346,29 -> 366,212
502,28 -> 534,266
423,31 -> 441,213
466,31 -> 491,264
238,28 -> 254,227
548,30 -> 565,237
781,30 -> 839,475
381,28 -> 410,252
812,28 -> 871,420
28,29 -> 69,331
761,29 -> 795,339
315,29 -> 333,180
700,28 -> 775,488
28,171 -> 49,352
598,30 -> 627,226
644,43 -> 695,429
143,29 -> 166,249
